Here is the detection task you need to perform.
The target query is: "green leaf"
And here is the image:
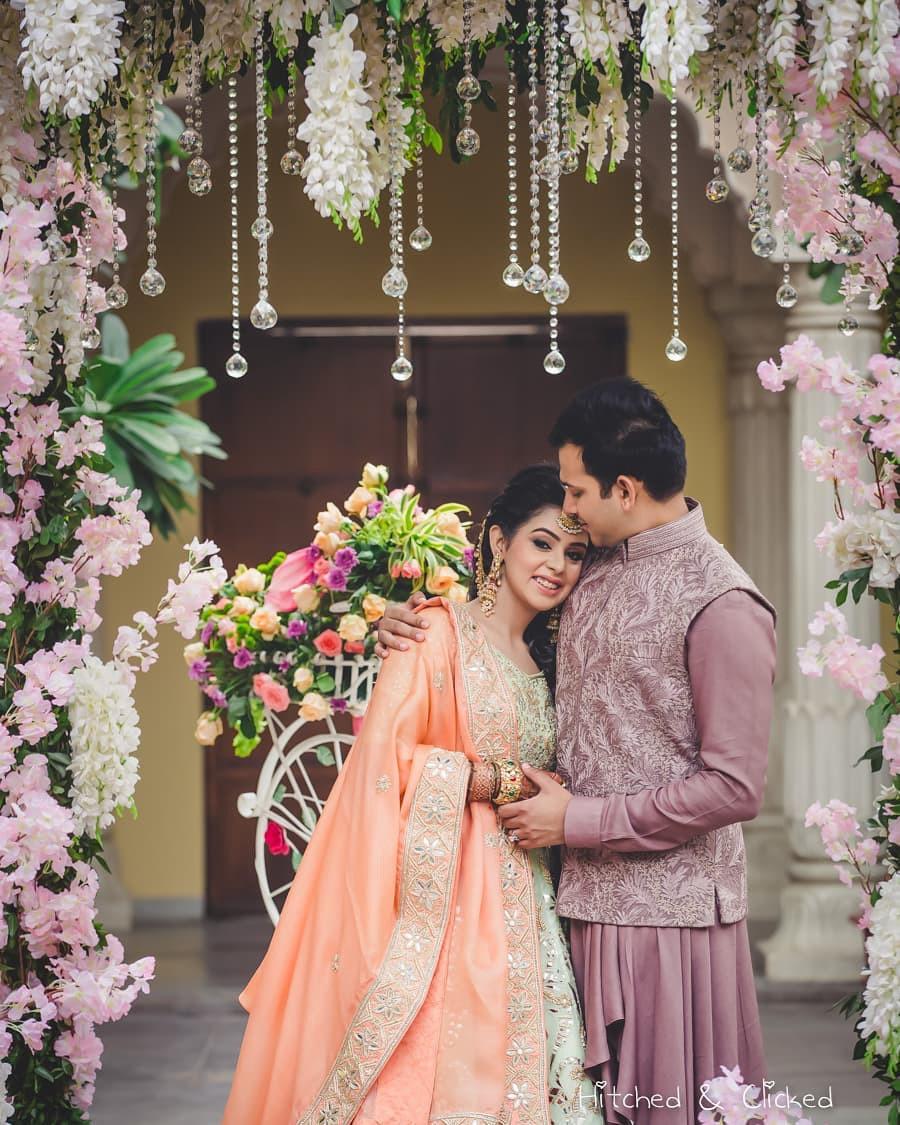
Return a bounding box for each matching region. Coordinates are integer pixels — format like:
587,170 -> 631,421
818,263 -> 847,305
291,849 -> 302,871
316,745 -> 336,766
100,312 -> 130,362
387,0 -> 402,20
233,731 -> 260,758
851,574 -> 870,603
114,416 -> 181,455
101,433 -> 136,491
315,673 -> 336,693
836,584 -> 849,607
866,694 -> 894,742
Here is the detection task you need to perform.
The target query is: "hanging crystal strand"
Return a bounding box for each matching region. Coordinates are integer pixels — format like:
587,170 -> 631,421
542,0 -> 567,376
665,95 -> 687,362
558,48 -> 578,175
281,66 -> 302,175
383,15 -> 412,382
225,72 -> 248,378
179,46 -> 201,154
139,3 -> 165,296
627,34 -> 650,263
410,47 -> 432,252
727,69 -> 752,173
523,0 -> 546,295
749,3 -> 776,258
455,0 -> 480,156
106,127 -> 128,309
776,227 -> 798,308
705,4 -> 729,204
837,119 -> 861,336
185,44 -> 212,196
80,217 -> 102,350
250,0 -> 277,331
502,55 -> 524,287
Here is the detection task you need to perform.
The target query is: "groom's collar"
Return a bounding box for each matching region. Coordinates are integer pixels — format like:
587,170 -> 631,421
620,497 -> 706,561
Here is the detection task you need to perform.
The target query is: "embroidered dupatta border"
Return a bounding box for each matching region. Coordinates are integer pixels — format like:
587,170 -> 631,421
449,604 -> 551,1125
294,747 -> 470,1125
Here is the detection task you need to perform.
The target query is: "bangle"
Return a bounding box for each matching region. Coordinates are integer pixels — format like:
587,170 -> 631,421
493,758 -> 524,805
468,762 -> 495,803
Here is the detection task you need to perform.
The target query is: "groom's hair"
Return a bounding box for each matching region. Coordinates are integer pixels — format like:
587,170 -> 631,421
549,377 -> 687,500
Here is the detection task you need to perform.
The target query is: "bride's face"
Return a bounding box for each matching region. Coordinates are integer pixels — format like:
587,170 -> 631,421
490,506 -> 589,614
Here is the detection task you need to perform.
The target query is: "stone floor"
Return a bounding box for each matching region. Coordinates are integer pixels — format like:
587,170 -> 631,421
90,916 -> 886,1125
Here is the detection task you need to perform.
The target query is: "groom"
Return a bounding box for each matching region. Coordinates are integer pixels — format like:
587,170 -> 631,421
377,377 -> 776,1124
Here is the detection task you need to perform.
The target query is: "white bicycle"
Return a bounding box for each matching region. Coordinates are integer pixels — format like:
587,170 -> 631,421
236,654 -> 379,924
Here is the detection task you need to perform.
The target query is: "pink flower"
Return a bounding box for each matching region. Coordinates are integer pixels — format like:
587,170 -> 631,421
252,673 -> 290,712
313,630 -> 343,658
798,605 -> 888,702
264,821 -> 291,856
400,560 -> 422,580
265,547 -> 317,612
883,715 -> 900,774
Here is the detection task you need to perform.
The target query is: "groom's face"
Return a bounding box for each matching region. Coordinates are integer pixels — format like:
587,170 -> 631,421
558,444 -> 630,549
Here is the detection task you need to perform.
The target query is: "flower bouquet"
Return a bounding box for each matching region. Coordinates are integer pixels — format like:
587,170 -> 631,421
187,463 -> 473,756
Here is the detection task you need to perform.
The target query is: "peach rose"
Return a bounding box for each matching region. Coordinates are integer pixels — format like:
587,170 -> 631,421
338,614 -> 368,644
344,486 -> 376,517
313,530 -> 343,557
226,634 -> 239,653
194,711 -> 223,746
183,641 -> 205,666
252,672 -> 290,712
293,666 -> 315,694
436,511 -> 468,542
445,581 -> 469,604
300,692 -> 331,722
314,630 -> 343,658
426,565 -> 458,595
292,584 -> 320,613
315,502 -> 344,535
233,567 -> 266,595
362,593 -> 387,624
361,463 -> 388,489
230,595 -> 257,618
249,605 -> 280,640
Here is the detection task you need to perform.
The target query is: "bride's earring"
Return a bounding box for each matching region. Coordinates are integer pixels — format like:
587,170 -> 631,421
479,553 -> 503,616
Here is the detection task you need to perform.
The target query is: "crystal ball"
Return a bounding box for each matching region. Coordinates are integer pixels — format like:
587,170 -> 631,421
523,264 -> 548,294
225,352 -> 249,379
544,273 -> 570,305
391,355 -> 414,382
543,349 -> 566,375
280,149 -> 302,176
456,74 -> 481,102
179,127 -> 202,156
838,315 -> 858,337
187,156 -> 212,196
105,283 -> 128,310
627,237 -> 651,262
381,266 -> 408,298
456,127 -> 481,157
726,146 -> 752,173
502,262 -> 525,288
409,225 -> 432,252
665,335 -> 688,362
81,324 -> 102,350
751,229 -> 777,258
250,299 -> 277,330
705,177 -> 729,203
251,216 -> 274,241
139,267 -> 166,297
775,283 -> 798,309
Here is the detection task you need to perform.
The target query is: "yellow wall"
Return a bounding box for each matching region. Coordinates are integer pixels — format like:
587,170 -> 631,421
103,85 -> 729,910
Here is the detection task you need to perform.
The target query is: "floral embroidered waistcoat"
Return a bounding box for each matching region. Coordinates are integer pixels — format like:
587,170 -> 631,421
554,501 -> 774,928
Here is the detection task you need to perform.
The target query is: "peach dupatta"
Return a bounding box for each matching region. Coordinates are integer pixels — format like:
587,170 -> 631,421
221,599 -> 551,1125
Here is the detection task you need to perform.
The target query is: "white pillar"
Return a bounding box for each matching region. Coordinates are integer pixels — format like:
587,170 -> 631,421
716,284 -> 791,923
760,273 -> 883,980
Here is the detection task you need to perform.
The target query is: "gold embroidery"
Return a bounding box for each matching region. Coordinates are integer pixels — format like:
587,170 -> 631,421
330,954 -> 340,973
375,774 -> 391,792
294,749 -> 470,1125
447,604 -> 550,1125
433,670 -> 445,692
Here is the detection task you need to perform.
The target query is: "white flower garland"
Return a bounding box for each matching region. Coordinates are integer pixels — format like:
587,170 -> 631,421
639,0 -> 713,89
19,0 -> 125,119
860,873 -> 900,1062
426,0 -> 506,50
765,0 -> 800,71
296,13 -> 379,232
807,0 -> 863,102
67,656 -> 140,837
562,0 -> 630,71
858,0 -> 900,105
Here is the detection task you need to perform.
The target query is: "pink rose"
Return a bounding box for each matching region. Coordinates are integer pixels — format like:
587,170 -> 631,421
400,560 -> 422,580
313,630 -> 343,658
252,673 -> 290,712
225,634 -> 239,653
264,821 -> 291,856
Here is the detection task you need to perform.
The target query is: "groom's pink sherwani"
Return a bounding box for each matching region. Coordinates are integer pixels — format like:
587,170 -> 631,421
555,500 -> 776,1124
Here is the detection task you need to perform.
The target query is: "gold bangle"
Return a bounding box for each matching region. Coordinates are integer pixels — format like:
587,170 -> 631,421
493,758 -> 524,805
468,763 -> 495,803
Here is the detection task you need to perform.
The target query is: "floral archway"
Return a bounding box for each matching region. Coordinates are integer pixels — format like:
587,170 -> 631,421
0,0 -> 898,1119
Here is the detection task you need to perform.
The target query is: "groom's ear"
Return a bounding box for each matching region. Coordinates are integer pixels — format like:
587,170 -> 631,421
614,475 -> 640,510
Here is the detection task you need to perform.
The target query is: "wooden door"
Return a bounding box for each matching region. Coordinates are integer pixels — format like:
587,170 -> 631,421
199,315 -> 626,914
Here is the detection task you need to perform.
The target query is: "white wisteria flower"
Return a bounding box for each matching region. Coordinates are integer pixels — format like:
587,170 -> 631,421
860,874 -> 900,1062
19,0 -> 125,119
562,0 -> 630,72
67,656 -> 141,837
296,14 -> 380,233
765,0 -> 800,71
426,0 -> 506,50
806,0 -> 863,102
858,0 -> 900,105
815,510 -> 900,589
639,0 -> 713,89
269,0 -> 326,52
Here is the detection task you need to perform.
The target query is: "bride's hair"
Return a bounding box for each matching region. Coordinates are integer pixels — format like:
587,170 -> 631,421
470,464 -> 570,694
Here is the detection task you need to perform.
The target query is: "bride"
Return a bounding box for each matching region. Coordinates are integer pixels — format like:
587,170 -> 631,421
222,465 -> 604,1124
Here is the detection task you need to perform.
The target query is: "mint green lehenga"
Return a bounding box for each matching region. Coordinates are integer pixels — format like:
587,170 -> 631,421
492,647 -> 604,1123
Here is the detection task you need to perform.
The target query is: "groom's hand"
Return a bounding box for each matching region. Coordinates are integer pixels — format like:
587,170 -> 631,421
375,592 -> 429,657
496,764 -> 572,848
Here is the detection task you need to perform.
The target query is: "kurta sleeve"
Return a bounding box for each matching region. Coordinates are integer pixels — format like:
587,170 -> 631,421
563,589 -> 776,852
